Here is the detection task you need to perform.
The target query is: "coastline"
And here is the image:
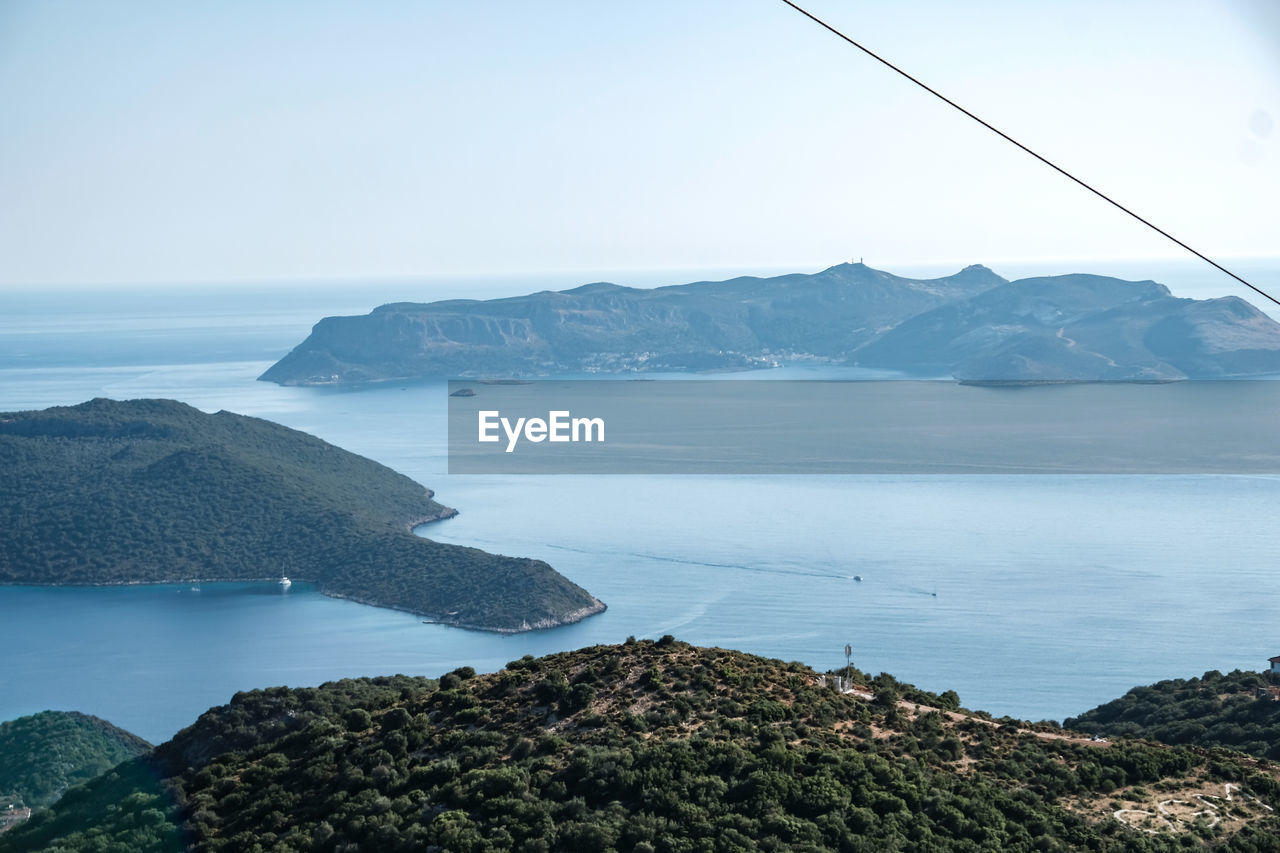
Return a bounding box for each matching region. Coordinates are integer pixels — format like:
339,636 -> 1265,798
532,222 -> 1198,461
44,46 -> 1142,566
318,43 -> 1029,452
0,577 -> 299,589
3,505 -> 607,633
405,505 -> 458,531
0,578 -> 608,634
3,504 -> 604,630
322,590 -> 607,634
401,500 -> 607,631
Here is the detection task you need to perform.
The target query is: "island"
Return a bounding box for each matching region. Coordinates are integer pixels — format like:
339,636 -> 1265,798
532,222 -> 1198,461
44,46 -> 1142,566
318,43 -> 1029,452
5,639 -> 1278,851
259,262 -> 1280,385
0,398 -> 604,632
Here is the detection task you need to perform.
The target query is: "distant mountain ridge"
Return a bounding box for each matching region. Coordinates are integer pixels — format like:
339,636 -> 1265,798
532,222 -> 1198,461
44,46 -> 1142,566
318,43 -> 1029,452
259,262 -> 1003,382
859,273 -> 1280,382
259,263 -> 1280,384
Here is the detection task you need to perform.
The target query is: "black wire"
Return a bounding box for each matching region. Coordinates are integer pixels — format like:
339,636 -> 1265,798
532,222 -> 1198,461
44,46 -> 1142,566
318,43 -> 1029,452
779,0 -> 1280,309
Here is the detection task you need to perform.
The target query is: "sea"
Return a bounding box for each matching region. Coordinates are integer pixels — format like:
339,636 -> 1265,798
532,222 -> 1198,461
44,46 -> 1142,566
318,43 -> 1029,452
2,256 -> 1279,744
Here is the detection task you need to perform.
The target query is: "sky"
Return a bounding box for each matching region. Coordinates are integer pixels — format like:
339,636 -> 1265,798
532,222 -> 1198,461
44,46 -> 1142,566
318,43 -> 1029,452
0,0 -> 1277,289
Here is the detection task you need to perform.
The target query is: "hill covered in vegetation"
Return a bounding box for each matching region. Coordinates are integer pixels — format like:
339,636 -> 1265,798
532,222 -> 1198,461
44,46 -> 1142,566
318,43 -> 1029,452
0,712 -> 150,810
0,398 -> 603,632
1067,669 -> 1280,760
5,640 -> 1279,852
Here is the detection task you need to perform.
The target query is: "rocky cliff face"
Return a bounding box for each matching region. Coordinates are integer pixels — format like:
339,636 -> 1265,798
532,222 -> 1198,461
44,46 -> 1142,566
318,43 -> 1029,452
260,264 -> 1280,384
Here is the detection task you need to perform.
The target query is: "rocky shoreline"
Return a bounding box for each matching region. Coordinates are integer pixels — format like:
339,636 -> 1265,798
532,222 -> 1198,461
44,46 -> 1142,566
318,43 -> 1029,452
7,577 -> 607,634
327,591 -> 607,634
4,503 -> 604,634
400,502 -> 607,632
405,506 -> 458,531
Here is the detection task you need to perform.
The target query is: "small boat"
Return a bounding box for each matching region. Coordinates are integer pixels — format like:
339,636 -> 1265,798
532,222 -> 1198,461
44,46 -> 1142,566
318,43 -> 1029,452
852,575 -> 863,582
278,576 -> 292,588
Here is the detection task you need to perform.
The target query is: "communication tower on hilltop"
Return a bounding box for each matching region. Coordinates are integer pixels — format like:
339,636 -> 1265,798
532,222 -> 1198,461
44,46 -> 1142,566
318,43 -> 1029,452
833,643 -> 853,693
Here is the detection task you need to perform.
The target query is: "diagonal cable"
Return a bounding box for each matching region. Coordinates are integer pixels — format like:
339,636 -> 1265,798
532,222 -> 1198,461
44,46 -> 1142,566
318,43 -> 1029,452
779,0 -> 1280,308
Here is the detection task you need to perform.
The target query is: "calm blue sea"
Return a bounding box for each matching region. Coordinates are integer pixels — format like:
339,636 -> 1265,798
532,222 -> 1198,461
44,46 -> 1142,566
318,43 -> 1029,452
2,259 -> 1278,743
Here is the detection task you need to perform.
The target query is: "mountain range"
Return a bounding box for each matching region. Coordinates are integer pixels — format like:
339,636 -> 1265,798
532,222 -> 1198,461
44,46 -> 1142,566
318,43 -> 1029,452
259,263 -> 1280,384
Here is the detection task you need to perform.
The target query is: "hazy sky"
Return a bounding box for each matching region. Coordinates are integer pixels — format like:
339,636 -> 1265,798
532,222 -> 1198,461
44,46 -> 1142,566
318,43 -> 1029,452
0,1 -> 1276,287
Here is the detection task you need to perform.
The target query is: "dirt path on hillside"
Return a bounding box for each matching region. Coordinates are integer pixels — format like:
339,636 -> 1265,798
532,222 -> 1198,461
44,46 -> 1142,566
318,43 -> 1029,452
844,689 -> 1111,747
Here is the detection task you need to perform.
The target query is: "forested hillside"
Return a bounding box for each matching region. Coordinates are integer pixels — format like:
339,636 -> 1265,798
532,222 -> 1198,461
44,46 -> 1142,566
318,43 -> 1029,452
0,712 -> 150,809
1067,669 -> 1280,760
0,398 -> 603,632
5,640 -> 1279,852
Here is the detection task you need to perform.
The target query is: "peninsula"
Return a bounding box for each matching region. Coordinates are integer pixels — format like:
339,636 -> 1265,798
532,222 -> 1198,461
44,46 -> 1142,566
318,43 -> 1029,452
0,398 -> 603,632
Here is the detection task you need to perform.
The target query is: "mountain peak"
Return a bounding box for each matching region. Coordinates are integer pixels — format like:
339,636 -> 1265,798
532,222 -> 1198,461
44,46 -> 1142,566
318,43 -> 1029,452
561,281 -> 631,296
816,261 -> 875,275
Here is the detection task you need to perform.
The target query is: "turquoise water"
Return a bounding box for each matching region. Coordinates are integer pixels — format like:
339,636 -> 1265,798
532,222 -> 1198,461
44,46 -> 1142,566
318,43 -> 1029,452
2,262 -> 1278,743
